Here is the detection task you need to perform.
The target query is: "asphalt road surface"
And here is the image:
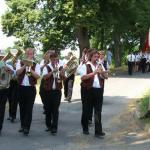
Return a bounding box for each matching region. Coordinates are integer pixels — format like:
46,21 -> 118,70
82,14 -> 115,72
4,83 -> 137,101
0,72 -> 150,150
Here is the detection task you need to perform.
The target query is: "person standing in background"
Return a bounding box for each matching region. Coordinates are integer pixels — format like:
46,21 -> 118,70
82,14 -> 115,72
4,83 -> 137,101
106,48 -> 113,65
127,52 -> 135,75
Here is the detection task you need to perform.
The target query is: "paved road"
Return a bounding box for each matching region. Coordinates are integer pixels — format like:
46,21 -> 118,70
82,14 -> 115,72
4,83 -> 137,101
0,72 -> 150,150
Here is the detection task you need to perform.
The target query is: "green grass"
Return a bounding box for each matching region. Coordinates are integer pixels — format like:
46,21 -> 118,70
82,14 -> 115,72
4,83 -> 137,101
139,90 -> 150,115
138,89 -> 150,127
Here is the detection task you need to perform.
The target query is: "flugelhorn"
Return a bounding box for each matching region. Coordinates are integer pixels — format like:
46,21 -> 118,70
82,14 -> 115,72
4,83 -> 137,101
22,58 -> 34,76
97,61 -> 109,79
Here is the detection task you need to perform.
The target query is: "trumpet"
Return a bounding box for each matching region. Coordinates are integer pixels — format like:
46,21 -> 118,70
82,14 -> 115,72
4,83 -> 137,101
22,59 -> 34,76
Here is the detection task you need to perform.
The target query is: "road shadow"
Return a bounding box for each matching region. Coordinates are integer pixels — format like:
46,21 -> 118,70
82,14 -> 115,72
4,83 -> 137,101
110,72 -> 150,79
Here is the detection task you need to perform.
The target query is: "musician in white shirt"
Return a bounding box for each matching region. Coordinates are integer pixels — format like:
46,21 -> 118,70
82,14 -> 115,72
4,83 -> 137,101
42,53 -> 65,135
16,48 -> 40,136
0,63 -> 14,134
79,50 -> 108,138
127,52 -> 135,75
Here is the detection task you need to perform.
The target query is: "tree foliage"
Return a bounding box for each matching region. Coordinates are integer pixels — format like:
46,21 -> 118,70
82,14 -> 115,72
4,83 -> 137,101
1,0 -> 150,66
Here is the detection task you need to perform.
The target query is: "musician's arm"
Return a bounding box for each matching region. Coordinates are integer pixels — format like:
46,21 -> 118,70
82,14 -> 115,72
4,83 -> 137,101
80,64 -> 97,81
81,72 -> 96,81
16,61 -> 26,76
5,64 -> 15,75
42,66 -> 53,80
30,64 -> 41,79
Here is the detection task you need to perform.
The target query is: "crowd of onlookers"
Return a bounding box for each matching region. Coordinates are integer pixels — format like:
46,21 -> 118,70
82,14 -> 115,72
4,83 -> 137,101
126,51 -> 150,75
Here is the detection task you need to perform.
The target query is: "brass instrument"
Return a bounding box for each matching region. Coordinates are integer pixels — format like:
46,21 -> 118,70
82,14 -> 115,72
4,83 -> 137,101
52,63 -> 61,83
97,61 -> 109,79
22,59 -> 34,76
11,49 -> 23,64
65,55 -> 78,78
0,50 -> 14,89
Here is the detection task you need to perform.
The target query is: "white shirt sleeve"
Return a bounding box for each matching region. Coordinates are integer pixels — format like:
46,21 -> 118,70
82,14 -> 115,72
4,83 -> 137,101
40,59 -> 45,67
16,60 -> 21,71
79,64 -> 87,77
42,66 -> 48,77
59,59 -> 65,67
35,63 -> 41,76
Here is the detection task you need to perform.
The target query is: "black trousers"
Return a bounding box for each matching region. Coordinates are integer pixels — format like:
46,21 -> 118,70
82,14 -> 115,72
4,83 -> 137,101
19,85 -> 36,130
44,89 -> 61,130
39,79 -> 46,111
8,79 -> 19,119
140,58 -> 146,73
63,74 -> 75,98
81,87 -> 104,134
128,61 -> 134,75
0,89 -> 8,130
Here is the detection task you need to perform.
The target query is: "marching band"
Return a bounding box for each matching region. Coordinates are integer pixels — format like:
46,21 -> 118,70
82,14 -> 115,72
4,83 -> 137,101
0,47 -> 150,137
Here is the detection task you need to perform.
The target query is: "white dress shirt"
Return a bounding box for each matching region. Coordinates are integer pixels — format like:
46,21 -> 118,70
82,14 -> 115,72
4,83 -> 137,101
16,61 -> 41,86
42,63 -> 60,89
79,62 -> 103,88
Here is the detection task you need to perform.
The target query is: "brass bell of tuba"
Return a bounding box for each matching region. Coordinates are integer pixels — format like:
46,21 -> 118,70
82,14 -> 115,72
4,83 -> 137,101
65,55 -> 78,78
0,50 -> 14,89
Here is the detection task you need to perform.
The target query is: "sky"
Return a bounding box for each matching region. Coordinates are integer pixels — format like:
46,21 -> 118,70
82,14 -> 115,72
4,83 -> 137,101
0,0 -> 16,50
0,0 -> 79,57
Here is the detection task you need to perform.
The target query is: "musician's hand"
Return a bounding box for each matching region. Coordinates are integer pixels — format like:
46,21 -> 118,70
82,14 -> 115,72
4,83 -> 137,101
4,67 -> 14,74
63,65 -> 68,70
94,68 -> 101,75
53,68 -> 58,73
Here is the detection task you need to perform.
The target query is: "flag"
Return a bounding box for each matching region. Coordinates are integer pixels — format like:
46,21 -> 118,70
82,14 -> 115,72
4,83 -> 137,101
143,28 -> 150,52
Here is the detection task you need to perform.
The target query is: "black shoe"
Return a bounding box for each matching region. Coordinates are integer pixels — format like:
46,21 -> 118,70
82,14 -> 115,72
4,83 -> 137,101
88,120 -> 92,126
95,132 -> 105,138
51,129 -> 57,135
18,128 -> 24,133
43,111 -> 46,115
83,130 -> 89,135
45,127 -> 51,132
7,117 -> 12,120
11,118 -> 16,123
23,129 -> 29,136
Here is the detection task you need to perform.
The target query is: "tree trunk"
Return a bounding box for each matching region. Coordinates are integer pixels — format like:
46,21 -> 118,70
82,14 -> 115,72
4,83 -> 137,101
75,26 -> 90,58
139,31 -> 147,51
100,28 -> 104,50
113,31 -> 121,67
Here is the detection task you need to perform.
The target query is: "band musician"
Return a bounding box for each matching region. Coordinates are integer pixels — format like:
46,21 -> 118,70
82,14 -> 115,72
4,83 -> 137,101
63,52 -> 76,102
16,48 -> 41,136
79,50 -> 108,138
42,53 -> 66,135
39,50 -> 52,114
0,60 -> 14,135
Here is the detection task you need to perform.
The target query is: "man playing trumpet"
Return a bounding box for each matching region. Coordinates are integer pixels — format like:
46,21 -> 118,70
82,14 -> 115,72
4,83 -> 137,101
16,48 -> 41,136
42,53 -> 65,135
79,50 -> 108,137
